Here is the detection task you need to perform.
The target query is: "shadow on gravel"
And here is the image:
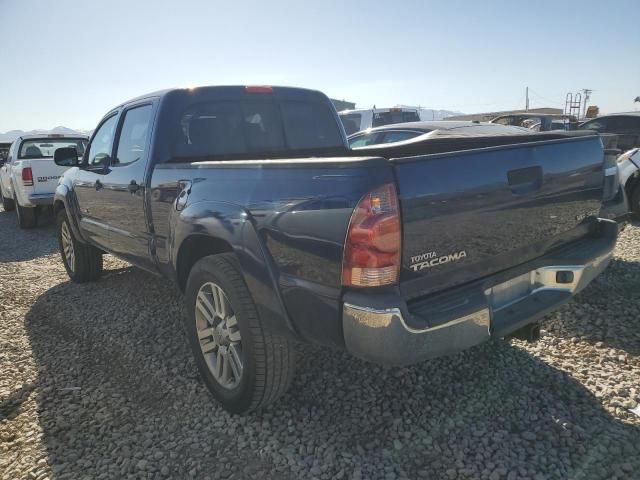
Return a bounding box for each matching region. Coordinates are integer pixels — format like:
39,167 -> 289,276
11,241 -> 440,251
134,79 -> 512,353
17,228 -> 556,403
546,257 -> 640,356
0,207 -> 57,262
23,264 -> 640,480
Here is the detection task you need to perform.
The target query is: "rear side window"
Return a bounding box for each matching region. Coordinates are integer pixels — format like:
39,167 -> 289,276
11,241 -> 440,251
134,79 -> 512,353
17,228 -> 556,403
372,111 -> 420,127
580,118 -> 608,131
349,133 -> 382,148
174,99 -> 343,158
380,130 -> 422,143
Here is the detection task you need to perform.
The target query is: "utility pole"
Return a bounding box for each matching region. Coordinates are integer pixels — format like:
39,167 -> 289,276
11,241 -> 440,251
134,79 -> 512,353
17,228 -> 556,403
525,86 -> 529,111
581,89 -> 592,119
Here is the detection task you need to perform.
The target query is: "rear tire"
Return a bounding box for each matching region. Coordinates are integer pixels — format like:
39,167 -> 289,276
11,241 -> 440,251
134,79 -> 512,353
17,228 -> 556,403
57,209 -> 103,282
1,194 -> 15,212
16,199 -> 37,229
185,254 -> 296,414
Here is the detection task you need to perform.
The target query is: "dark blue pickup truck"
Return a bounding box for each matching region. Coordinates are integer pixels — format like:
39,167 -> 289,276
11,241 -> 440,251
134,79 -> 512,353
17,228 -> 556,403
53,85 -> 618,413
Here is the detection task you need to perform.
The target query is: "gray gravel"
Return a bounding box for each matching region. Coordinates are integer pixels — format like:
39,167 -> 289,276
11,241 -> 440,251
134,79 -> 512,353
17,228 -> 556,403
1,205 -> 639,480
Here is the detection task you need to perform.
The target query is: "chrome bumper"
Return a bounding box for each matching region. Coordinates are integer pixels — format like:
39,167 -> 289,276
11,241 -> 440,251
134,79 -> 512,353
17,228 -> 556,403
25,193 -> 54,206
343,244 -> 613,366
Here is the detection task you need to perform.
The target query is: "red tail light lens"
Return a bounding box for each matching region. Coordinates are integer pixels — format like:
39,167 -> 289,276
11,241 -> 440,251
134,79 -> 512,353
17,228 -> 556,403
342,183 -> 401,287
22,167 -> 33,186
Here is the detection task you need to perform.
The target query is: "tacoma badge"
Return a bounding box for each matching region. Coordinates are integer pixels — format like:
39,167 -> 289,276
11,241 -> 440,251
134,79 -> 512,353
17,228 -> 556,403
409,250 -> 467,272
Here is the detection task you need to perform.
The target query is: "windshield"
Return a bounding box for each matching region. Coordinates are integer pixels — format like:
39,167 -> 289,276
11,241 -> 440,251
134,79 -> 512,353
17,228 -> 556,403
174,99 -> 344,159
372,110 -> 420,127
19,138 -> 87,159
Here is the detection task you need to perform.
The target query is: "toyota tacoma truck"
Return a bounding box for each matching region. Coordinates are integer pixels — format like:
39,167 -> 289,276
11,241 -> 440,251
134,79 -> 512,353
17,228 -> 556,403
53,85 -> 619,413
0,134 -> 88,227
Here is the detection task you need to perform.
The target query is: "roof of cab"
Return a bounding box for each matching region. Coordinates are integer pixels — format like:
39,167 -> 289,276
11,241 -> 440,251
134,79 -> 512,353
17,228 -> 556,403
116,85 -> 327,109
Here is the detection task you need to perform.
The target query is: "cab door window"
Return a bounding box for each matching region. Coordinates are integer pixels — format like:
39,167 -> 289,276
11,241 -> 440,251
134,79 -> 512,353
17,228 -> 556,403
114,105 -> 153,166
87,115 -> 118,167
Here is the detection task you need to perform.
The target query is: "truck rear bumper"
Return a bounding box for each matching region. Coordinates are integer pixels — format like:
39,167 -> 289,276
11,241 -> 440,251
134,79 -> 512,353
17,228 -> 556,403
24,193 -> 54,207
342,220 -> 617,366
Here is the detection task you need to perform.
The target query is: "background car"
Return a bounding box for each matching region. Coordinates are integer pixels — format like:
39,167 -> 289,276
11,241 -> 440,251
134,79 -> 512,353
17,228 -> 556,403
617,147 -> 640,214
347,121 -> 530,148
339,107 -> 420,135
0,134 -> 88,228
578,113 -> 640,151
0,142 -> 12,162
490,113 -> 578,131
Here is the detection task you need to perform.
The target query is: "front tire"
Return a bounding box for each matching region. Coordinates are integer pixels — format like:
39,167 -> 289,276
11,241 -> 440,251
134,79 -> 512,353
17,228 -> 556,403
185,254 -> 296,414
57,209 -> 103,282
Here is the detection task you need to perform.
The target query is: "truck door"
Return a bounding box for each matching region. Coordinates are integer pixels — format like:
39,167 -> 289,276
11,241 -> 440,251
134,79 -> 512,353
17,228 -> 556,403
74,114 -> 119,250
96,102 -> 156,271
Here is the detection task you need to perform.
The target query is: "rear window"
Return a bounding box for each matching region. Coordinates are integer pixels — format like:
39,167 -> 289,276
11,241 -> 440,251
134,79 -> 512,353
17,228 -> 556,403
173,99 -> 343,159
19,138 -> 87,159
372,110 -> 420,128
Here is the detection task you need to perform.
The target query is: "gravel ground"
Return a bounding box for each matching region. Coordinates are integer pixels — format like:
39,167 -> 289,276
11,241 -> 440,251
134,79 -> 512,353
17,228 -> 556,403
1,206 -> 639,480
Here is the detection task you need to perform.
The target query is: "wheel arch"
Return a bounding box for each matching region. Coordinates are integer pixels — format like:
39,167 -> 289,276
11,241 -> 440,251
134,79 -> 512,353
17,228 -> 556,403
54,184 -> 87,243
171,201 -> 299,340
176,234 -> 234,292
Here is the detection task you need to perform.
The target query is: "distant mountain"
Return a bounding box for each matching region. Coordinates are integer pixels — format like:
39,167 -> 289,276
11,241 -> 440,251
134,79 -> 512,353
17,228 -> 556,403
395,105 -> 464,121
0,127 -> 92,142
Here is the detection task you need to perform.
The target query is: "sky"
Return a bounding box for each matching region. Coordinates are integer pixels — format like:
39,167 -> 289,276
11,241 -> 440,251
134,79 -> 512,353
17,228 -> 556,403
0,0 -> 639,132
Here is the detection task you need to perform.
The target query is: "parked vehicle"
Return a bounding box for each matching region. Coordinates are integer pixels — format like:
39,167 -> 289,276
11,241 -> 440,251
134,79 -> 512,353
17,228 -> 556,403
490,113 -> 578,131
54,85 -> 618,413
339,107 -> 420,135
578,113 -> 640,151
0,134 -> 88,227
617,147 -> 640,214
348,121 -> 529,148
0,142 -> 11,162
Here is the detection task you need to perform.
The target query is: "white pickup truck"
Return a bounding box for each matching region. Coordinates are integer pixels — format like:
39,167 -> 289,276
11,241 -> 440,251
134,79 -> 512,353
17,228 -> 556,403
338,107 -> 420,135
0,134 -> 88,228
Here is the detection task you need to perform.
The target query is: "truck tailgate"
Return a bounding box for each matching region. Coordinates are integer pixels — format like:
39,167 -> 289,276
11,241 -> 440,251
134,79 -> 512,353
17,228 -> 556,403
393,135 -> 605,298
27,158 -> 68,194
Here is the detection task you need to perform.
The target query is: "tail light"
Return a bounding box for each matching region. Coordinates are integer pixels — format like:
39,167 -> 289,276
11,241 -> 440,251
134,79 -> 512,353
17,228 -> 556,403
22,167 -> 33,186
342,183 -> 401,287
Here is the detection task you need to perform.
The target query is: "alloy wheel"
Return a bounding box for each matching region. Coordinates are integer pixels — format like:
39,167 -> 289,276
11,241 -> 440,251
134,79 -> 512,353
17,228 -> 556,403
194,282 -> 244,389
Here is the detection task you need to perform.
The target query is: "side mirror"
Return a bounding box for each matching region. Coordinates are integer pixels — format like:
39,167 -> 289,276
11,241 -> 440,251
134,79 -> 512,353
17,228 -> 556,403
54,147 -> 79,167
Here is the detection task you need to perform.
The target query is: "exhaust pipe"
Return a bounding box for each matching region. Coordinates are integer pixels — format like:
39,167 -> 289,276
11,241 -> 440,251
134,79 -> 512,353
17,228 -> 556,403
507,323 -> 541,342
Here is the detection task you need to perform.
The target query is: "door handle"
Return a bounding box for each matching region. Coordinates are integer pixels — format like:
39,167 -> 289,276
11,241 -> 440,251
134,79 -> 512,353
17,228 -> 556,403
128,180 -> 140,194
94,179 -> 103,191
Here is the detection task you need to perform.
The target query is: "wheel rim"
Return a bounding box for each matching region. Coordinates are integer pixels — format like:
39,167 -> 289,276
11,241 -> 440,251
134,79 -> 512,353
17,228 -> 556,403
60,221 -> 75,273
195,282 -> 243,389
